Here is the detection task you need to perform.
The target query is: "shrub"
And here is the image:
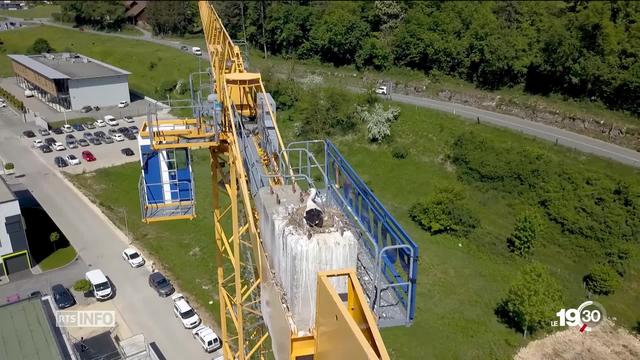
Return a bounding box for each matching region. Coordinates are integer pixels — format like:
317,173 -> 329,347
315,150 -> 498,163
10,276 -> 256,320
73,279 -> 92,293
27,38 -> 55,55
391,145 -> 408,159
356,103 -> 401,142
409,186 -> 478,235
507,211 -> 543,257
4,162 -> 14,170
295,87 -> 357,137
584,264 -> 621,295
496,263 -> 564,336
605,243 -> 633,277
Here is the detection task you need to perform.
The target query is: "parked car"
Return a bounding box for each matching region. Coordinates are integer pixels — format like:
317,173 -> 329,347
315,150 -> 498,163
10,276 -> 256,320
121,148 -> 134,156
108,128 -> 118,136
40,145 -> 53,153
82,150 -> 96,161
65,134 -> 76,140
123,116 -> 134,123
66,139 -> 78,149
78,139 -> 90,147
51,284 -> 76,309
66,154 -> 81,165
180,45 -> 189,52
112,133 -> 125,142
22,130 -> 36,138
44,137 -> 57,146
94,119 -> 107,127
62,124 -> 74,133
192,325 -> 222,353
105,115 -> 118,126
125,132 -> 137,140
148,272 -> 175,297
54,156 -> 68,168
38,128 -> 50,136
93,106 -> 100,111
172,293 -> 201,329
84,122 -> 96,129
375,86 -> 388,95
85,269 -> 112,300
122,247 -> 145,268
101,136 -> 114,144
118,101 -> 129,108
128,125 -> 139,134
53,142 -> 66,151
51,128 -> 64,135
89,137 -> 102,145
72,123 -> 85,131
84,132 -> 95,140
192,46 -> 202,56
0,101 -> 6,108
33,139 -> 44,148
81,105 -> 93,113
117,127 -> 130,134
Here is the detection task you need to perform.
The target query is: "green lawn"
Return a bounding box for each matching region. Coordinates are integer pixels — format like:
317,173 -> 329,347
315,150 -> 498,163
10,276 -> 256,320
0,5 -> 60,19
0,25 -> 203,99
71,100 -> 640,358
38,246 -> 77,271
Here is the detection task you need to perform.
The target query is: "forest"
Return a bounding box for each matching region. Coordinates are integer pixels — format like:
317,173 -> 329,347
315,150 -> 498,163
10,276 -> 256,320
214,1 -> 640,116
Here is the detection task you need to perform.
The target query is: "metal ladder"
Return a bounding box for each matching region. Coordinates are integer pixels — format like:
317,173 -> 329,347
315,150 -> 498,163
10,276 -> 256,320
166,148 -> 180,202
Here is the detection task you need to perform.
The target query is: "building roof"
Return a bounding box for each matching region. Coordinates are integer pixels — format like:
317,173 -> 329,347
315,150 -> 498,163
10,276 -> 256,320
125,1 -> 147,18
8,53 -> 130,80
0,176 -> 16,204
0,298 -> 63,360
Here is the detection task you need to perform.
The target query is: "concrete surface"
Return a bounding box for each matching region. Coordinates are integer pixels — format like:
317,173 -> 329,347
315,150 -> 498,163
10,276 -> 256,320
0,104 -> 216,359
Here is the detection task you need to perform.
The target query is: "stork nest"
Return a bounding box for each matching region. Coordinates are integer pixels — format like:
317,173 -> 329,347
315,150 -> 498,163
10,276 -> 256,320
285,204 -> 352,235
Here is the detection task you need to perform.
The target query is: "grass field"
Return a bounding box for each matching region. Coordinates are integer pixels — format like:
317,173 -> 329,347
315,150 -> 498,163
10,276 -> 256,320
0,5 -> 60,19
71,99 -> 640,358
38,246 -> 77,271
0,26 -> 204,99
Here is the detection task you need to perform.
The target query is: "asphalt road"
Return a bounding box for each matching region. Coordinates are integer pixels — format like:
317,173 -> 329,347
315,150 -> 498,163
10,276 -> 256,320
0,108 -> 215,359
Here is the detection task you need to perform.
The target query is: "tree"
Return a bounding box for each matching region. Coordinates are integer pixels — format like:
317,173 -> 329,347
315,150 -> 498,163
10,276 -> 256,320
147,1 -> 200,36
356,36 -> 392,71
60,1 -> 126,31
496,263 -> 564,336
50,231 -> 60,251
27,38 -> 54,55
409,186 -> 479,235
507,211 -> 543,257
584,263 -> 621,295
356,103 -> 400,142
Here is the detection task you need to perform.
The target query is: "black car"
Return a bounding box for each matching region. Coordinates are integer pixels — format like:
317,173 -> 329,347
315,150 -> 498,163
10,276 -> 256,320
93,105 -> 100,111
44,137 -> 56,146
180,45 -> 189,52
125,132 -> 137,140
51,284 -> 75,309
72,123 -> 85,131
148,272 -> 175,297
22,130 -> 36,138
40,145 -> 53,153
65,134 -> 76,140
51,128 -> 64,135
83,132 -> 94,140
38,128 -> 50,136
81,105 -> 93,113
78,138 -> 90,147
54,156 -> 68,168
89,137 -> 102,145
94,130 -> 106,138
84,122 -> 96,129
117,127 -> 130,134
108,128 -> 118,136
121,147 -> 134,156
128,126 -> 139,134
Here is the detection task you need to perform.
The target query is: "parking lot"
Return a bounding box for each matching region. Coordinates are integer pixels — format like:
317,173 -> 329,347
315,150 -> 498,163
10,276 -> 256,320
20,115 -> 145,174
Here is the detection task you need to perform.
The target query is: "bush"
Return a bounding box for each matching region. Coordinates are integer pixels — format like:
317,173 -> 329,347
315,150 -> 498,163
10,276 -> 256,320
496,263 -> 564,336
73,279 -> 92,293
4,162 -> 14,170
605,244 -> 633,277
27,38 -> 55,55
295,87 -> 358,137
391,145 -> 408,159
584,264 -> 621,295
409,186 -> 479,235
356,103 -> 401,142
507,211 -> 543,257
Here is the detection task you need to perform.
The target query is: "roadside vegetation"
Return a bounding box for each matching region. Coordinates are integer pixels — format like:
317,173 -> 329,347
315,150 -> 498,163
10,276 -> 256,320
71,80 -> 640,357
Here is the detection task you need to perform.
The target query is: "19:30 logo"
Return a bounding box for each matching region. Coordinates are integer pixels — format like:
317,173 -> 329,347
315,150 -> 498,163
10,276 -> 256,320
552,301 -> 606,333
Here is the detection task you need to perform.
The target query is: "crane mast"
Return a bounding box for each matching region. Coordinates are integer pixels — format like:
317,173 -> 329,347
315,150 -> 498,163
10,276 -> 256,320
138,1 -> 418,359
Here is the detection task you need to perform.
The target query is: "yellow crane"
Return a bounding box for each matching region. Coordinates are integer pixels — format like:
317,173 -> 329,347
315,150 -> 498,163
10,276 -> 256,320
138,1 -> 418,359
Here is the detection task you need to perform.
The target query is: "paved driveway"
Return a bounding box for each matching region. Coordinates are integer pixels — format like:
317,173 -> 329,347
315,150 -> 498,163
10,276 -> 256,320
0,103 -> 215,359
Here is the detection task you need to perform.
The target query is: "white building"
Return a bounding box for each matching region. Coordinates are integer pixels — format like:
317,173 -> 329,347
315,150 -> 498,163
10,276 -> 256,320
8,53 -> 130,111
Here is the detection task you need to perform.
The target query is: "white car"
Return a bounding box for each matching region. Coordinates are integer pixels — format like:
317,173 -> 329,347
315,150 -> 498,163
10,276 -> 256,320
33,139 -> 44,147
122,247 -> 145,268
112,133 -> 125,142
65,154 -> 81,165
62,124 -> 74,133
94,119 -> 107,127
0,102 -> 6,108
375,86 -> 388,95
192,47 -> 202,56
172,293 -> 201,329
53,142 -> 66,151
192,325 -> 222,353
105,115 -> 118,126
118,101 -> 129,108
123,116 -> 134,123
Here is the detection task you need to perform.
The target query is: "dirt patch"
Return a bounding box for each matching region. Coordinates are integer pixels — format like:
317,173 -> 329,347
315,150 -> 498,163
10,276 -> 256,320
515,321 -> 640,360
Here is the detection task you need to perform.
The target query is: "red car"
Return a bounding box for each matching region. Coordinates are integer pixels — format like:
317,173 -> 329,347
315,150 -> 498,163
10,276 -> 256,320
82,150 -> 96,161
